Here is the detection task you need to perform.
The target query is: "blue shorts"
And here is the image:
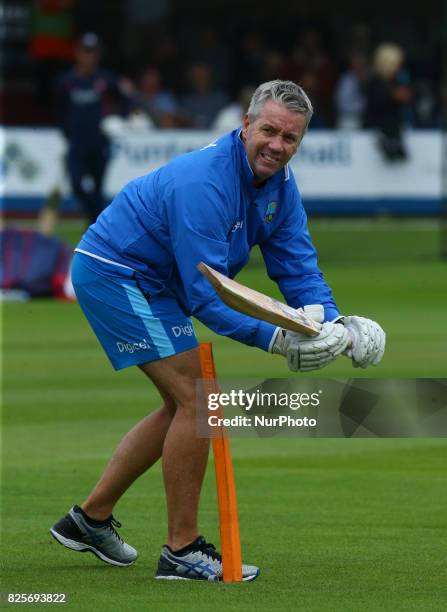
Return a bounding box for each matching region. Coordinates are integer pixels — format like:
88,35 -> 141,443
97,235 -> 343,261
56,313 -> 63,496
71,252 -> 198,370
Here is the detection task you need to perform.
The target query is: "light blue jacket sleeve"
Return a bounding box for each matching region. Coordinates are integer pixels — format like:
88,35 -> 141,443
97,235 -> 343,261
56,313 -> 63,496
260,187 -> 340,322
166,179 -> 277,350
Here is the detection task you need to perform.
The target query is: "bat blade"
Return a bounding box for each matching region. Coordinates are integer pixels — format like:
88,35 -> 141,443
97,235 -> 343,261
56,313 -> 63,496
198,262 -> 321,336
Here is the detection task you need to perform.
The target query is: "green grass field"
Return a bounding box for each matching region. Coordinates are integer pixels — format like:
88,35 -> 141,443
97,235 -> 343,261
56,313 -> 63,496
2,219 -> 446,610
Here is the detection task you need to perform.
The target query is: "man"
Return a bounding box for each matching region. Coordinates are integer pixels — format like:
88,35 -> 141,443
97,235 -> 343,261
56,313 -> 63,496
50,80 -> 385,581
54,33 -> 131,224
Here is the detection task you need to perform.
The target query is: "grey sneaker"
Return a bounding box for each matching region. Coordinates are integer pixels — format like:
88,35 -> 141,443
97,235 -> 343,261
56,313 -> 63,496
50,505 -> 137,567
155,536 -> 259,582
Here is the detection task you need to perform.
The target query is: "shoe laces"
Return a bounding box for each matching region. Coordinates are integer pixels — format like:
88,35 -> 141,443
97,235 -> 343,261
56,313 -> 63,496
106,516 -> 124,543
197,539 -> 222,563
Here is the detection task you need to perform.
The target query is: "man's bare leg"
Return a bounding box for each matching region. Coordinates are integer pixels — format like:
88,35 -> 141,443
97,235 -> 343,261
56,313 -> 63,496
138,347 -> 209,551
161,401 -> 210,550
80,347 -> 209,551
82,402 -> 175,520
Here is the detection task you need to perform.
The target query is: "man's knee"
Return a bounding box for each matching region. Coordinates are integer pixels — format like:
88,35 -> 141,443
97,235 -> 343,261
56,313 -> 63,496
139,349 -> 202,417
173,376 -> 201,417
160,397 -> 176,416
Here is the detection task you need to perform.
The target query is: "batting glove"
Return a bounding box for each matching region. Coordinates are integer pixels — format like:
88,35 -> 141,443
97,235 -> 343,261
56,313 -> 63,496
271,321 -> 350,372
343,316 -> 386,368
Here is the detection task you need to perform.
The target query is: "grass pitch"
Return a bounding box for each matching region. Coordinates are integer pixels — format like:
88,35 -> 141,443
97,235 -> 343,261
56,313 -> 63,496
2,219 -> 446,610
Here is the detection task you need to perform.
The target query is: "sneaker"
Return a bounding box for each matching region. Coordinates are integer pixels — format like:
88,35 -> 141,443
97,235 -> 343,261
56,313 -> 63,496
155,535 -> 259,582
50,505 -> 138,567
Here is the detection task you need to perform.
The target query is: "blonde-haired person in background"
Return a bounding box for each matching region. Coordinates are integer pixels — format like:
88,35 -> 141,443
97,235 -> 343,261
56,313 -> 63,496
363,42 -> 413,161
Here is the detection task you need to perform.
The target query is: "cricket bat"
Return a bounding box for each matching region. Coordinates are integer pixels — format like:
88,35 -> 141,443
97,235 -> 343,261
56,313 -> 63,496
198,262 -> 322,336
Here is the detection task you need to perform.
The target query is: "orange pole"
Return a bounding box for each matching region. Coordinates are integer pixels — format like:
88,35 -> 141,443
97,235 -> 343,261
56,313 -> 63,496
199,342 -> 242,583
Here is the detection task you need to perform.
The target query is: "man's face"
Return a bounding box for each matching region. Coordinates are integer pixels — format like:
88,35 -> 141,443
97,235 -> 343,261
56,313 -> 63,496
75,46 -> 100,74
242,100 -> 306,185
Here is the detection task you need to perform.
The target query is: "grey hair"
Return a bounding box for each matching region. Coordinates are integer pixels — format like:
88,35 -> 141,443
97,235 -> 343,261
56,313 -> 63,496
247,80 -> 314,131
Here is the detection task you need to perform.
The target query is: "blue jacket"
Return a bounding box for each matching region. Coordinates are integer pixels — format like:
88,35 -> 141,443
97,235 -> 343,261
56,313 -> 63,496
77,129 -> 339,351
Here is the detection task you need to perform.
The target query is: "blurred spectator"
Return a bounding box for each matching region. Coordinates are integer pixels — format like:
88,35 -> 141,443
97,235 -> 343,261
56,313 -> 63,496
409,45 -> 443,128
29,0 -> 76,114
120,0 -> 173,68
233,30 -> 268,91
280,27 -> 337,125
335,52 -> 369,129
133,66 -> 181,128
299,70 -> 331,128
196,26 -> 231,90
363,43 -> 413,161
347,22 -> 373,58
152,34 -> 184,95
211,85 -> 255,132
181,61 -> 229,128
6,5 -> 443,132
259,50 -> 284,84
54,33 -> 133,223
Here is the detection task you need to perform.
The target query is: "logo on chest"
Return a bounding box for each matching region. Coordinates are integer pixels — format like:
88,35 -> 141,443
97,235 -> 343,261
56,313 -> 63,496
232,220 -> 244,232
264,201 -> 278,223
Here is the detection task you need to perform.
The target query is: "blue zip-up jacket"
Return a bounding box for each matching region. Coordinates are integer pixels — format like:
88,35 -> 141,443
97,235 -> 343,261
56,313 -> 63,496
77,129 -> 339,351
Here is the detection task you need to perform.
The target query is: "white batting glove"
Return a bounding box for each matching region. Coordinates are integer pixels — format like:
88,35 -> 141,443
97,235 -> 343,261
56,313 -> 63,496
271,321 -> 350,372
300,304 -> 324,323
343,316 -> 386,368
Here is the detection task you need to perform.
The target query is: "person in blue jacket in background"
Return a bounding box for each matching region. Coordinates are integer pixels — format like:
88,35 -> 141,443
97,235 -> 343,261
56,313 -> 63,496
50,80 -> 386,581
54,32 -> 131,224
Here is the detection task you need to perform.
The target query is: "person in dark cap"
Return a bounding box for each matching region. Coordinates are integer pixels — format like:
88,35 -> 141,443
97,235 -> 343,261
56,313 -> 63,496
54,33 -> 132,223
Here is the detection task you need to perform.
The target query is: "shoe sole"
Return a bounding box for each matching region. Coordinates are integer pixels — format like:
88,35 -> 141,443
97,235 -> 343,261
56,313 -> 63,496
155,571 -> 259,582
156,575 -> 199,581
50,528 -> 136,567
